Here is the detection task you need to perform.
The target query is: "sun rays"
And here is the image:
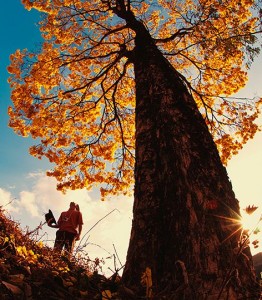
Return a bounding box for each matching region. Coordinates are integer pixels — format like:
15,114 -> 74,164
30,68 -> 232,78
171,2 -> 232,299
210,202 -> 261,252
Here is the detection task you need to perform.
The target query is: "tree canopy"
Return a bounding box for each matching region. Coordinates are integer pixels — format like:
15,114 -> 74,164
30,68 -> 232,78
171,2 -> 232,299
8,0 -> 262,198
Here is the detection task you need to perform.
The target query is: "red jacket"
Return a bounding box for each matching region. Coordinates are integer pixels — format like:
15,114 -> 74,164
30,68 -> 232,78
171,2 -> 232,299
57,209 -> 83,235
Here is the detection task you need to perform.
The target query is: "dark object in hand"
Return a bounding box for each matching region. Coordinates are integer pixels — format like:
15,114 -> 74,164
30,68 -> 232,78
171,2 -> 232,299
45,209 -> 56,225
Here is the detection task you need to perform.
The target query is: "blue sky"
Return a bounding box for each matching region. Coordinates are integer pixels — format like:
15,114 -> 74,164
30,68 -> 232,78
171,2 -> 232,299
0,1 -> 50,191
0,0 -> 261,268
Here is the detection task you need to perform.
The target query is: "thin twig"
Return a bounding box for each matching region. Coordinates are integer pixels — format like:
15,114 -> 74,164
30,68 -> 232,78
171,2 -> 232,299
25,221 -> 46,236
113,243 -> 123,267
78,208 -> 120,247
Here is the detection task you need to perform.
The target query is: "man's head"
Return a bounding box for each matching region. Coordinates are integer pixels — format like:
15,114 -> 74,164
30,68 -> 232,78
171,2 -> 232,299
69,202 -> 76,209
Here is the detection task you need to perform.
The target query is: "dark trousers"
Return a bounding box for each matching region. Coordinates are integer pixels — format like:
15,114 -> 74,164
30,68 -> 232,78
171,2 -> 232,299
54,230 -> 76,254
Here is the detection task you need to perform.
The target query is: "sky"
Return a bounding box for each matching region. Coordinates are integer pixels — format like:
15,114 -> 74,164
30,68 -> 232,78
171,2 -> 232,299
0,0 -> 261,274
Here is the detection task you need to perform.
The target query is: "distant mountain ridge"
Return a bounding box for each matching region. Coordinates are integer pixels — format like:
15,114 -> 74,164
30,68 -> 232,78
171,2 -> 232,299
253,252 -> 262,279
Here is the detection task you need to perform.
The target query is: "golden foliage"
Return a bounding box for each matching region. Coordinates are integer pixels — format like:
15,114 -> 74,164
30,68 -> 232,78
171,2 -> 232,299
8,0 -> 262,197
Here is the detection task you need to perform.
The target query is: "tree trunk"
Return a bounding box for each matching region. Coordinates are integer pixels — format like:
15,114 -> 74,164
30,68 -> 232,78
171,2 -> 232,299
121,22 -> 260,299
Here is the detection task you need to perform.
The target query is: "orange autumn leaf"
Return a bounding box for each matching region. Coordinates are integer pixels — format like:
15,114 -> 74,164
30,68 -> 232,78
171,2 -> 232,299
244,205 -> 258,215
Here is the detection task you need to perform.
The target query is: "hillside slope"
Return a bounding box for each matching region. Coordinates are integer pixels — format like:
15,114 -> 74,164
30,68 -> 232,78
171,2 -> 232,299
0,208 -> 121,299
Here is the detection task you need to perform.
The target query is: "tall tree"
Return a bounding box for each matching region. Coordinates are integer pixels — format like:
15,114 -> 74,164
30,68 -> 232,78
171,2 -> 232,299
8,0 -> 261,298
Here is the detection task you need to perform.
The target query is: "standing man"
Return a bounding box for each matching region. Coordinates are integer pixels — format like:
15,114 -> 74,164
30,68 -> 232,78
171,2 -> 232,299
48,202 -> 83,254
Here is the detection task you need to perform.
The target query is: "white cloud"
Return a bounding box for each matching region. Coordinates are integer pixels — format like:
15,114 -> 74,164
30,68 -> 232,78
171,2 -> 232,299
0,188 -> 19,213
19,191 -> 39,217
76,195 -> 133,271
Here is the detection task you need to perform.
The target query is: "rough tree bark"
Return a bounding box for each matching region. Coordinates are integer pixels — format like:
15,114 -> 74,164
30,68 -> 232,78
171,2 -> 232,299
121,20 -> 260,299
